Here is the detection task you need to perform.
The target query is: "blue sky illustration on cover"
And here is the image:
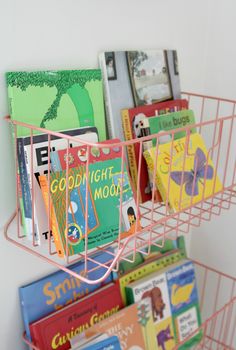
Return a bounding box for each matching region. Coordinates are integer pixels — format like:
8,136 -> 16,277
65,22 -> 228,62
166,261 -> 199,314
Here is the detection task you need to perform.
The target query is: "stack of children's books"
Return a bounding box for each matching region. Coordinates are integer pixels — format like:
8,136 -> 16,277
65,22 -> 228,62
6,48 -> 222,259
6,48 -> 223,350
18,237 -> 203,349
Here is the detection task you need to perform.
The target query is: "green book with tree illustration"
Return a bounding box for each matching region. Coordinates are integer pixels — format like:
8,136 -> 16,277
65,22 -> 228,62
6,69 -> 106,141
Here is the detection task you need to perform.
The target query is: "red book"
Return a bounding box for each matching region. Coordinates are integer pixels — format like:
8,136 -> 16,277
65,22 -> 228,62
29,282 -> 123,350
51,138 -> 122,172
121,99 -> 188,203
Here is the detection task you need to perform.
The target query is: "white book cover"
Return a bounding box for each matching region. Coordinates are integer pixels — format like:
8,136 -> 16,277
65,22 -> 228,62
127,269 -> 172,323
21,127 -> 98,245
99,49 -> 181,140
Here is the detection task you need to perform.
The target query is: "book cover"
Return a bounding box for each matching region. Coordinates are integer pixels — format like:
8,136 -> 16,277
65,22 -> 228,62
118,248 -> 186,305
50,138 -> 122,173
166,260 -> 199,314
172,304 -> 202,349
156,317 -> 176,350
143,133 -> 223,211
6,69 -> 106,141
18,127 -> 98,243
71,335 -> 121,350
125,266 -> 176,349
148,109 -> 196,145
125,270 -> 172,320
121,99 -> 188,203
29,282 -> 123,350
99,49 -> 182,140
41,157 -> 137,256
166,260 -> 202,349
70,298 -> 157,350
19,249 -> 114,341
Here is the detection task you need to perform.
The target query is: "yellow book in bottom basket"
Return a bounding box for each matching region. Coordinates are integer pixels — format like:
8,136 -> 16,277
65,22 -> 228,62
143,133 -> 223,211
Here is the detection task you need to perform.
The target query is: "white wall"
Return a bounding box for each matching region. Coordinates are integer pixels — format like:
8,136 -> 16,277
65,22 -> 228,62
1,0 -> 235,349
190,0 -> 236,276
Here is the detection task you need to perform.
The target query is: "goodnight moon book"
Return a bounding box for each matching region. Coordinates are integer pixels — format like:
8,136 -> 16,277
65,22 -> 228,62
40,158 -> 136,256
143,133 -> 223,211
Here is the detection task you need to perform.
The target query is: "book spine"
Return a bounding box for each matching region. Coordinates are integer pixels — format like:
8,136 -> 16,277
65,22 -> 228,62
39,176 -> 64,258
19,289 -> 32,345
17,138 -> 33,237
24,147 -> 41,244
121,109 -> 142,201
98,53 -> 115,139
50,151 -> 62,172
124,286 -> 135,306
143,150 -> 169,208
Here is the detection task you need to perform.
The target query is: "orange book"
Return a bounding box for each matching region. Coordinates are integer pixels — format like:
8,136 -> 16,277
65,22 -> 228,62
70,298 -> 157,350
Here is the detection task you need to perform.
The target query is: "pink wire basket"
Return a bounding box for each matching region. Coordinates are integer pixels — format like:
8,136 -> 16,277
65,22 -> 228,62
4,91 -> 236,349
4,92 -> 236,285
22,259 -> 236,349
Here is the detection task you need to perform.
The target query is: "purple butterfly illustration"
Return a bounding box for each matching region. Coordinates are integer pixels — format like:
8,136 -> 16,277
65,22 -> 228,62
170,148 -> 214,196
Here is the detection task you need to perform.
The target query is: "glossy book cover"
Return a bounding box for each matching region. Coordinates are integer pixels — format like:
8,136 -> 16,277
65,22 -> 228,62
70,298 -> 157,350
19,249 -> 114,341
29,282 -> 123,350
121,99 -> 188,203
6,69 -> 106,140
143,133 -> 223,211
44,158 -> 136,255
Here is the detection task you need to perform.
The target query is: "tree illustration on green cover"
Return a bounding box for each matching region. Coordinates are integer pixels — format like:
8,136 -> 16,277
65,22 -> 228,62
7,70 -> 101,128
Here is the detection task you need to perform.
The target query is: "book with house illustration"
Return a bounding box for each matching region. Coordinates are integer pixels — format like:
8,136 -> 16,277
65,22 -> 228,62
6,69 -> 106,141
99,49 -> 181,140
40,156 -> 139,257
143,133 -> 223,212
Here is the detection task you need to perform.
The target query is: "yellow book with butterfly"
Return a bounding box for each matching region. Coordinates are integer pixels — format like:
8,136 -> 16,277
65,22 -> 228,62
143,133 -> 223,211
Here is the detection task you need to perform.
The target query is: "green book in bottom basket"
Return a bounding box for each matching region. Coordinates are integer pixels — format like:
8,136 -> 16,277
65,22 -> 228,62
45,158 -> 137,255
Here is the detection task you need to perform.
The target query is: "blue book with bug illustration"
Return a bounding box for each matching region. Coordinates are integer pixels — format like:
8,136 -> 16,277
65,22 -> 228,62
143,133 -> 223,211
19,249 -> 114,342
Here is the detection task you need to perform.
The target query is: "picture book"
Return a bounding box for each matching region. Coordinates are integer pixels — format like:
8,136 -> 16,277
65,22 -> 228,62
156,317 -> 176,350
143,133 -> 223,211
17,127 -> 98,244
147,109 -> 196,145
50,138 -> 122,172
6,69 -> 106,141
69,298 -> 157,350
125,266 -> 176,349
172,303 -> 202,349
40,157 -> 138,256
71,334 -> 121,350
118,247 -> 186,305
166,260 -> 199,315
99,49 -> 182,140
29,282 -> 123,350
121,99 -> 188,203
166,260 -> 202,349
19,249 -> 114,341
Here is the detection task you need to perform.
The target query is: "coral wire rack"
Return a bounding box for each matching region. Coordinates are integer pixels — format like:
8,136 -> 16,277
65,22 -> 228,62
4,92 -> 236,283
3,91 -> 236,349
22,259 -> 236,349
